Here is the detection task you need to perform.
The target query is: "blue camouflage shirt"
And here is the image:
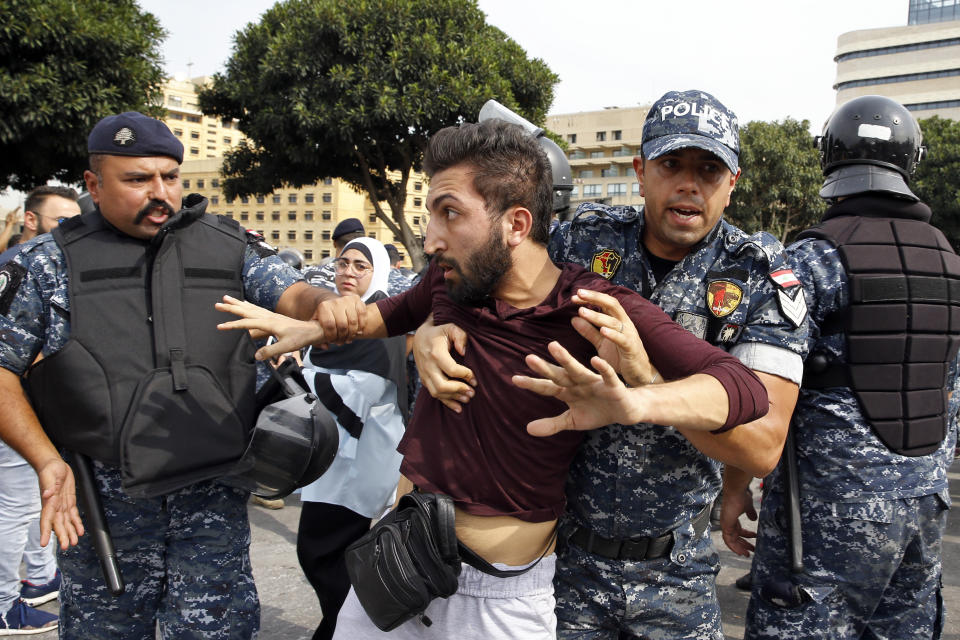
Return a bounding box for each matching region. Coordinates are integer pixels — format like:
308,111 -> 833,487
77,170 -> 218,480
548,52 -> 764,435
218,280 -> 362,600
783,237 -> 954,503
549,203 -> 807,538
0,226 -> 300,377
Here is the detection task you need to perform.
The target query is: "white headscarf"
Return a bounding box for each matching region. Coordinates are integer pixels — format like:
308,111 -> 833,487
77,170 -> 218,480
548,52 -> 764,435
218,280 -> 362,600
337,236 -> 390,302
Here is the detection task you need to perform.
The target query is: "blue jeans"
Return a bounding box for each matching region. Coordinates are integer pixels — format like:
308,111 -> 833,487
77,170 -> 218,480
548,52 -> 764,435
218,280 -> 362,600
0,440 -> 58,614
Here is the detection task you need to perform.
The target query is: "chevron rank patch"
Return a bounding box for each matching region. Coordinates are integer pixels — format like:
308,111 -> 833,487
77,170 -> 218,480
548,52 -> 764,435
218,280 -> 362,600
0,262 -> 26,316
591,249 -> 621,280
770,268 -> 807,328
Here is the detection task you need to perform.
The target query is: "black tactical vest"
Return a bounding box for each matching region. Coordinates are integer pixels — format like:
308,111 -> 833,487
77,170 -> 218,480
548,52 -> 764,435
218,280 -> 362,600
24,204 -> 258,497
799,200 -> 960,456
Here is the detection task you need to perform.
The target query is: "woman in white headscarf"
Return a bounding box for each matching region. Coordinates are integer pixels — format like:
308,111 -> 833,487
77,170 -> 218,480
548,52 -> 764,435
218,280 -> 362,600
296,237 -> 408,640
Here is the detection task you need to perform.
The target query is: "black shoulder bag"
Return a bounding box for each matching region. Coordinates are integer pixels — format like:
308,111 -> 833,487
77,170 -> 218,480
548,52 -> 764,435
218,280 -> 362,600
343,492 -> 555,631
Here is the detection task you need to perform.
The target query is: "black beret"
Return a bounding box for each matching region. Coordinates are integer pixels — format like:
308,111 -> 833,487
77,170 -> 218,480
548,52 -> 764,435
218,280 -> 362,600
88,112 -> 184,163
333,217 -> 364,240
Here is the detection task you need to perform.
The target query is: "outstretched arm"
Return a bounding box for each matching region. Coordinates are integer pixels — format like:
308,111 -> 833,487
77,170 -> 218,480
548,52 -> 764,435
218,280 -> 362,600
512,340 -> 732,436
217,295 -> 387,360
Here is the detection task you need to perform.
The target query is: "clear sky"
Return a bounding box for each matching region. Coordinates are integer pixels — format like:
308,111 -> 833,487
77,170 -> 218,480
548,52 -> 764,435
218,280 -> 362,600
139,0 -> 908,128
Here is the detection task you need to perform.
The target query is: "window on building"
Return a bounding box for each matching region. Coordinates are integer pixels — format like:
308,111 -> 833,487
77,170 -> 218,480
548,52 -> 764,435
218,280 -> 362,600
211,178 -> 219,188
223,137 -> 231,145
197,179 -> 205,188
570,150 -> 586,160
304,249 -> 313,260
288,194 -> 297,203
305,230 -> 313,240
567,134 -> 577,143
210,196 -> 219,205
173,128 -> 183,137
190,147 -> 199,156
571,185 -> 579,196
580,170 -> 594,178
368,214 -> 377,223
632,182 -> 641,194
583,184 -> 601,197
288,231 -> 296,240
169,113 -> 183,121
182,179 -> 191,189
322,193 -> 332,203
368,232 -> 376,239
590,151 -> 604,159
612,130 -> 622,141
271,230 -> 280,240
190,131 -> 200,140
240,195 -> 249,204
288,212 -> 297,221
304,212 -> 314,221
323,177 -> 333,185
607,183 -> 627,196
221,119 -> 232,129
322,230 -> 331,240
225,197 -> 234,204
206,145 -> 216,151
255,213 -> 264,221
305,193 -> 314,203
256,195 -> 265,204
601,166 -> 618,178
413,197 -> 422,207
596,131 -> 606,142
240,212 -> 248,221
271,212 -> 280,221
168,95 -> 182,107
322,211 -> 332,220
321,250 -> 330,259
272,195 -> 281,204
413,216 -> 420,226
186,115 -> 201,123
414,182 -> 422,191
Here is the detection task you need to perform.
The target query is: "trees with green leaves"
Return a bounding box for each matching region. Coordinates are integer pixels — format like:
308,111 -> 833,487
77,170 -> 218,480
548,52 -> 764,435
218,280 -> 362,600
198,0 -> 558,270
726,118 -> 826,245
0,0 -> 166,190
914,116 -> 960,250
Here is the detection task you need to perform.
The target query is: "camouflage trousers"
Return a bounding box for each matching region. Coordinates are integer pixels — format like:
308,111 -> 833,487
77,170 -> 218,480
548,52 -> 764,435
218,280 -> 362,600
745,488 -> 949,639
57,461 -> 260,639
554,521 -> 723,640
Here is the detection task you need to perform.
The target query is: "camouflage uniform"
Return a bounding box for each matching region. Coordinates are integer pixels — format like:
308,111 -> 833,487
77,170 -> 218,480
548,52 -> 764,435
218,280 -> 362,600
744,237 -> 955,640
0,225 -> 300,639
548,203 -> 807,639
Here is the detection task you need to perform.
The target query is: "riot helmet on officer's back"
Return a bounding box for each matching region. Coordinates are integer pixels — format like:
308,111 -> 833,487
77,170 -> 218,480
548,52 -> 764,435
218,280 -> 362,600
816,95 -> 925,202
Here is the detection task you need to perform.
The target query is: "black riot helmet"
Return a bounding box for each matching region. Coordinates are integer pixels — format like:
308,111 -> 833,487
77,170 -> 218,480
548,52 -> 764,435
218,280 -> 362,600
815,95 -> 926,202
278,248 -> 304,270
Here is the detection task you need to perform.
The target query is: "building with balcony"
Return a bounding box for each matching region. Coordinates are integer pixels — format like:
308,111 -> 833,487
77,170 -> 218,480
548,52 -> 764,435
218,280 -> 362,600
834,0 -> 960,120
545,105 -> 651,209
160,77 -> 425,267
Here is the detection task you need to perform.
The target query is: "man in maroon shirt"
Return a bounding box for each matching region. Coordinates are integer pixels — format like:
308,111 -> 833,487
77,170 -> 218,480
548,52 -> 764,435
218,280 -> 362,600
217,119 -> 767,639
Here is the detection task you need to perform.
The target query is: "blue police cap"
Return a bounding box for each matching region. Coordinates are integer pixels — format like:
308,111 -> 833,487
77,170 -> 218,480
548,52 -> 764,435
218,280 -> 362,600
333,217 -> 364,240
87,112 -> 183,164
642,90 -> 739,174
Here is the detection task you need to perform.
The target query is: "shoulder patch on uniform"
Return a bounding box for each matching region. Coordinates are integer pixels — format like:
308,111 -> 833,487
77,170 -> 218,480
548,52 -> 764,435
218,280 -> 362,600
717,323 -> 743,343
777,286 -> 807,328
0,262 -> 26,315
591,249 -> 622,279
676,311 -> 709,339
246,232 -> 278,258
769,268 -> 801,289
706,280 -> 743,318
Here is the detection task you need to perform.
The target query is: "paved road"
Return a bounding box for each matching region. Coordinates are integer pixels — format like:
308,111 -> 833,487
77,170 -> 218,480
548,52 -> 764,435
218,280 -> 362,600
250,455 -> 960,639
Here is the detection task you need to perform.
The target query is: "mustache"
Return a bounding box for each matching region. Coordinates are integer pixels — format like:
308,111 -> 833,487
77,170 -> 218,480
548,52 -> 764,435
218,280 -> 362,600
134,200 -> 175,225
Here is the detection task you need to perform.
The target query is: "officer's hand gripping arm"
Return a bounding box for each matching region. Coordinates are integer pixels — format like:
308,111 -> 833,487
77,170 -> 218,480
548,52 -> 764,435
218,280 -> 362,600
412,314 -> 475,413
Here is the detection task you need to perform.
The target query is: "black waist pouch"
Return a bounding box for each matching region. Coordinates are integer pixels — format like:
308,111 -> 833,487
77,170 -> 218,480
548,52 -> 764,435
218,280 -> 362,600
344,491 -> 556,631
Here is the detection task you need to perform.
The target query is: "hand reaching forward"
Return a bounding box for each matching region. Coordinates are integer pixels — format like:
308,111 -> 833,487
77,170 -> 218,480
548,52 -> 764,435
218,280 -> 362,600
572,289 -> 658,386
216,295 -> 326,361
512,340 -> 643,436
720,485 -> 758,557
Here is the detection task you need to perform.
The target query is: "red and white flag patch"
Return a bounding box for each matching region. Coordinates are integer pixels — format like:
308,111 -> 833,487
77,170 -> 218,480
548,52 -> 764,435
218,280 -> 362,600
770,269 -> 800,289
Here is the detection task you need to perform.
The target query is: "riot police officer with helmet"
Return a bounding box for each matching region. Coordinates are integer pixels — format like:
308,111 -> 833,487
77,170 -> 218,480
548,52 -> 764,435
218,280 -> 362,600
723,94 -> 959,639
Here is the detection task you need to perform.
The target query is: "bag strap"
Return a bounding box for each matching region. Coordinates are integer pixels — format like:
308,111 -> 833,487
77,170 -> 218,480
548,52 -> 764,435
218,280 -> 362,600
457,527 -> 558,578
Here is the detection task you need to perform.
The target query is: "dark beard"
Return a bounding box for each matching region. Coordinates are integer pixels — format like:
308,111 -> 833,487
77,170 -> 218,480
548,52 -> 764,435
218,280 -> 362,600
133,199 -> 176,225
444,226 -> 511,307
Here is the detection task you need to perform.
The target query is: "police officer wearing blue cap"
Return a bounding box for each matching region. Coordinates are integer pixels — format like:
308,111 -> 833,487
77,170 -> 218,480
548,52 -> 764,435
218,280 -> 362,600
0,111 -> 357,638
412,89 -> 808,638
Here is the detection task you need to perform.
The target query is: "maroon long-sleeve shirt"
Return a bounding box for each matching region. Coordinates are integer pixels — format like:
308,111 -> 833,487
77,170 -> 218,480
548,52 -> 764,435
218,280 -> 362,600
376,261 -> 766,522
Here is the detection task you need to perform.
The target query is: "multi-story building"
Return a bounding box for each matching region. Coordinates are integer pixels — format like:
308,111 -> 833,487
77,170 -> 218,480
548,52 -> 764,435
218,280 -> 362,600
545,105 -> 650,209
834,0 -> 960,120
160,76 -> 426,267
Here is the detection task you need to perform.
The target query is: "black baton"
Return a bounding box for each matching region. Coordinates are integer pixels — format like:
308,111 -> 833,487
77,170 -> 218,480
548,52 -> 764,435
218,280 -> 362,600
782,426 -> 804,574
68,452 -> 125,596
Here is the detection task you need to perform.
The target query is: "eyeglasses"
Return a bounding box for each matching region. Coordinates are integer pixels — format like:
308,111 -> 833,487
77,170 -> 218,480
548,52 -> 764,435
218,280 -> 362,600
334,258 -> 372,277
